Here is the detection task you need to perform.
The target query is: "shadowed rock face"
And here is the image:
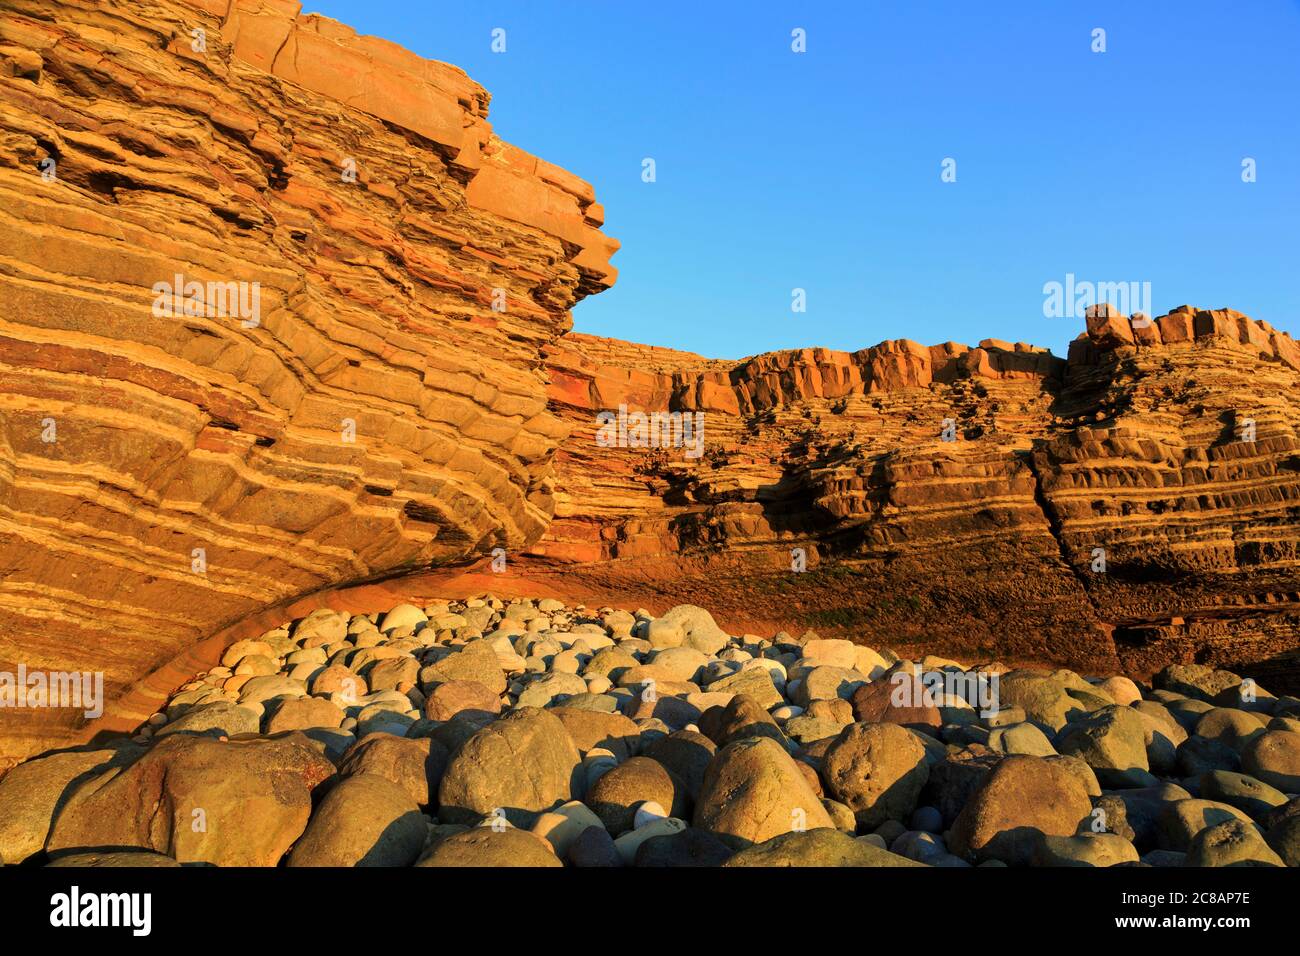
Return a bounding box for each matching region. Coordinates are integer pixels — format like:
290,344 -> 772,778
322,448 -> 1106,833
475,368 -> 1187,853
1,1 -> 1297,762
0,0 -> 616,757
532,308 -> 1300,694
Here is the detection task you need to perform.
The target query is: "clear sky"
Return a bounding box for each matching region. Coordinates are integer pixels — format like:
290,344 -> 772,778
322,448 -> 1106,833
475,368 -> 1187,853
303,0 -> 1300,360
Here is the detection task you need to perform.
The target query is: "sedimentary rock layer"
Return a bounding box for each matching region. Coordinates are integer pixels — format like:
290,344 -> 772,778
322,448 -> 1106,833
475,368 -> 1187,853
0,0 -> 616,757
530,307 -> 1300,694
1,0 -> 1297,763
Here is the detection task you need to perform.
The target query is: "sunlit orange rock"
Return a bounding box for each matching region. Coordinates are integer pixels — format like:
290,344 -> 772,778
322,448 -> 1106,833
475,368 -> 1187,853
0,0 -> 615,758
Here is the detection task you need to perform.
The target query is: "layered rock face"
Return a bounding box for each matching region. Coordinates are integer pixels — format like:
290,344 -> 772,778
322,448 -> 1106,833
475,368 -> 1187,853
0,0 -> 616,756
531,308 -> 1300,694
1,0 -> 1296,763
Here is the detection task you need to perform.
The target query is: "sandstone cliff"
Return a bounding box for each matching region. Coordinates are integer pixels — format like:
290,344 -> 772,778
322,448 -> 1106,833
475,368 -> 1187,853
1,0 -> 1296,761
0,0 -> 615,756
531,308 -> 1300,697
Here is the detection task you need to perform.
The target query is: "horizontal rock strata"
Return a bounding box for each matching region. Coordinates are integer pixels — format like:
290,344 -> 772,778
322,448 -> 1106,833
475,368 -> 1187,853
531,308 -> 1300,695
0,0 -> 616,757
1,0 -> 1297,766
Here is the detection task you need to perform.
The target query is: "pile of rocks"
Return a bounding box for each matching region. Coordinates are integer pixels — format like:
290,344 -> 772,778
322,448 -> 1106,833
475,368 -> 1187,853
1,597 -> 1298,867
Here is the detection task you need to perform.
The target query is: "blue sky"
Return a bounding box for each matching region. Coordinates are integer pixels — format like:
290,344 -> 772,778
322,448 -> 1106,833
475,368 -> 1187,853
304,0 -> 1300,360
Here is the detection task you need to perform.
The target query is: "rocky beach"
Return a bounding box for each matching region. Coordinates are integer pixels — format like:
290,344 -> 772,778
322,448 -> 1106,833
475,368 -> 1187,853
1,0 -> 1298,891
2,596 -> 1296,868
